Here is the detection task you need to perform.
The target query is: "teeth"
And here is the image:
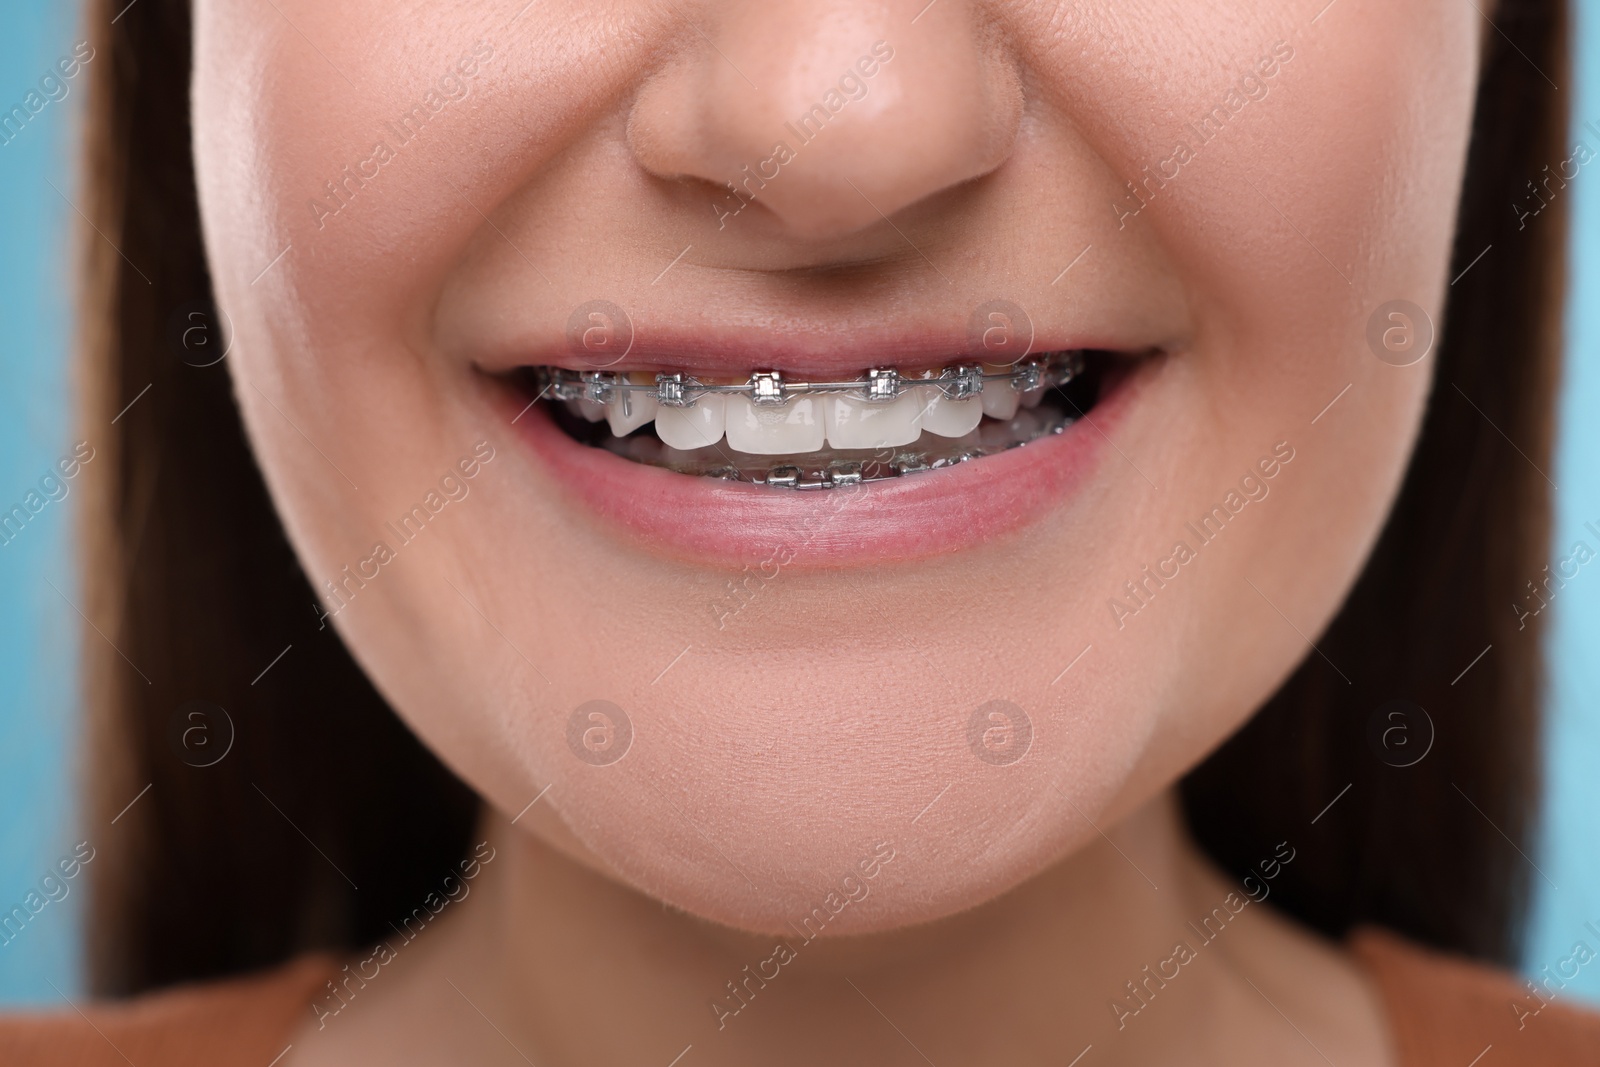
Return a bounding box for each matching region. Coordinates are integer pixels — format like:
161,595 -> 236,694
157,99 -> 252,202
545,353 -> 1088,462
655,392 -> 727,450
824,393 -> 923,449
566,398 -> 608,423
606,391 -> 659,436
724,394 -> 826,454
980,376 -> 1021,420
916,385 -> 984,438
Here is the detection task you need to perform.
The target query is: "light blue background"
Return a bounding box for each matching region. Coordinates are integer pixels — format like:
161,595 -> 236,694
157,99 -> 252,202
1524,0 -> 1600,1005
0,0 -> 85,1005
0,1 -> 1597,1008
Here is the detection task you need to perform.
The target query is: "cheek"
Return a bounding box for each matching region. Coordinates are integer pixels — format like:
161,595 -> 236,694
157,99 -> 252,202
192,0 -> 529,604
1001,0 -> 1471,786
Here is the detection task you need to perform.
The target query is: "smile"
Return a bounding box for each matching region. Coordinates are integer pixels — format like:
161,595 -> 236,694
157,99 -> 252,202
505,350 -> 1110,489
482,339 -> 1158,563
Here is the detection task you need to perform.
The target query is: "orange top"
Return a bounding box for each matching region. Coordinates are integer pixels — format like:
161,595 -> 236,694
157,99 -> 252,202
1348,927 -> 1600,1065
1,928 -> 1597,1065
0,954 -> 337,1067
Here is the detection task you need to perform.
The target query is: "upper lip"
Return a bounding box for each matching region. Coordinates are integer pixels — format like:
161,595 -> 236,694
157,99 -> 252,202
466,325 -> 1163,380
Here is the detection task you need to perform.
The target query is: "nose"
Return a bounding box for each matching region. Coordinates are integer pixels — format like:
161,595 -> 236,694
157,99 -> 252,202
628,0 -> 1023,241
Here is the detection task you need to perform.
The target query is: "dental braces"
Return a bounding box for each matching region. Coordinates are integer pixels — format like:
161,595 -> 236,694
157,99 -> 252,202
533,350 -> 1087,411
673,421 -> 1074,489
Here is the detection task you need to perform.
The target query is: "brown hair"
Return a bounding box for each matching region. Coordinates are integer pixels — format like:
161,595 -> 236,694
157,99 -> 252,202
78,0 -> 1567,993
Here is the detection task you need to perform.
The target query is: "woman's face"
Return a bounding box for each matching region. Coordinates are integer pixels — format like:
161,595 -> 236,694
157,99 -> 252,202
192,0 -> 1477,933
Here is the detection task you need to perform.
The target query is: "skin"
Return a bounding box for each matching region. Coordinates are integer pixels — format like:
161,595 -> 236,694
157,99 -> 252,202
187,0 -> 1480,1062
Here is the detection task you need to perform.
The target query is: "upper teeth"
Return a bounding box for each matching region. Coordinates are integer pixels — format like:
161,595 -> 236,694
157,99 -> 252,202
536,352 -> 1085,455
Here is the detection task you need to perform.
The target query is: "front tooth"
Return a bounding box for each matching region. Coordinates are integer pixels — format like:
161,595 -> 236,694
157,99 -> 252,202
655,393 -> 727,450
824,393 -> 922,449
915,384 -> 983,438
567,398 -> 607,423
606,391 -> 659,436
725,395 -> 825,455
980,377 -> 1021,420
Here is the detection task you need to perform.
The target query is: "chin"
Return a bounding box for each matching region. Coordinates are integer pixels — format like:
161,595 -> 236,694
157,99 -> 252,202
484,649 -> 1157,937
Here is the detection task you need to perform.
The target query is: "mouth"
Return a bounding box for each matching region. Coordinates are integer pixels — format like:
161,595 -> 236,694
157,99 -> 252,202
481,341 -> 1156,564
501,350 -> 1113,489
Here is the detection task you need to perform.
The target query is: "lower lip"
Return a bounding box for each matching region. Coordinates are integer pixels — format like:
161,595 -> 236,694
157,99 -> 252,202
487,362 -> 1147,566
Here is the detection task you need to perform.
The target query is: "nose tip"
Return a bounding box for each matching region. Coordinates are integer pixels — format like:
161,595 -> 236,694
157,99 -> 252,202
628,1 -> 1022,241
